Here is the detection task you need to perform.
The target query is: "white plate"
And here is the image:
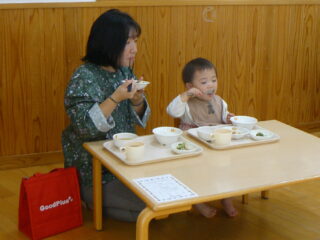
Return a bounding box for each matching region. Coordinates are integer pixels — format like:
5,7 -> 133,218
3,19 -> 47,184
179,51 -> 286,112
250,129 -> 274,140
171,141 -> 199,154
220,126 -> 249,139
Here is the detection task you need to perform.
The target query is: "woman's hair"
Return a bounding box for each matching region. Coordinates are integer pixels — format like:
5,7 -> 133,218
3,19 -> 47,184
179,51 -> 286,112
182,57 -> 217,83
82,9 -> 141,69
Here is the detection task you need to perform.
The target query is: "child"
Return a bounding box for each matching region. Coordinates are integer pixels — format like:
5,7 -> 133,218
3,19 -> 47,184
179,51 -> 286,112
166,57 -> 238,218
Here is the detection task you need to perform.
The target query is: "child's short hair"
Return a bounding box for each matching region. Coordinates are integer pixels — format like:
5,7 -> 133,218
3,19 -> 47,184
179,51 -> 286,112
182,58 -> 217,83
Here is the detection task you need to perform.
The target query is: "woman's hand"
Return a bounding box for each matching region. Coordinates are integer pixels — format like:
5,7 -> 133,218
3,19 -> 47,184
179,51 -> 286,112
130,76 -> 145,105
111,79 -> 137,102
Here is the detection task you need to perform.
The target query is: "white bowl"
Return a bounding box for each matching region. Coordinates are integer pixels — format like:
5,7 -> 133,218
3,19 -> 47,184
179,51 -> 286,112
221,126 -> 250,140
171,141 -> 198,154
112,132 -> 138,149
230,116 -> 258,130
197,126 -> 218,141
134,80 -> 150,90
152,127 -> 183,145
250,129 -> 274,141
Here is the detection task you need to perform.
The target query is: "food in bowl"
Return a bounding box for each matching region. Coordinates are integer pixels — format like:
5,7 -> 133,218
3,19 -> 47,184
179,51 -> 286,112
221,126 -> 249,139
134,80 -> 150,90
112,132 -> 138,149
152,127 -> 183,145
230,116 -> 258,130
121,80 -> 150,90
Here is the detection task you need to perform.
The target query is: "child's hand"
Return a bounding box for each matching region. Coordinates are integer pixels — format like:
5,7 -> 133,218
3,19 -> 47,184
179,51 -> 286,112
181,88 -> 203,102
226,113 -> 235,124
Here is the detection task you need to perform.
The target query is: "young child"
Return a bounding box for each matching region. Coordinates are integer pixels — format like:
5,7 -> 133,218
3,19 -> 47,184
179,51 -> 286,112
166,57 -> 238,218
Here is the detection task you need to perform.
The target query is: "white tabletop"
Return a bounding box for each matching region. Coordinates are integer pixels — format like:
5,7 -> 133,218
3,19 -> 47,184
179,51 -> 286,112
85,120 -> 320,211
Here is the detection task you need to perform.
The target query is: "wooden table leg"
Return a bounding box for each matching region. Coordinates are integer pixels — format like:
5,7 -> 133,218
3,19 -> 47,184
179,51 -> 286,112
261,190 -> 269,199
136,206 -> 192,240
242,194 -> 249,204
93,157 -> 103,230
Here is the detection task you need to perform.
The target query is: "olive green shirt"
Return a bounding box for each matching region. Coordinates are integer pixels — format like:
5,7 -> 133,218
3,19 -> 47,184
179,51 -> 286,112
62,62 -> 150,186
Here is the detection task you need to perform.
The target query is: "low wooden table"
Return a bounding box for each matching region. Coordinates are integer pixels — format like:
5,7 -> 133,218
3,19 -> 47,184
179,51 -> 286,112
83,120 -> 320,240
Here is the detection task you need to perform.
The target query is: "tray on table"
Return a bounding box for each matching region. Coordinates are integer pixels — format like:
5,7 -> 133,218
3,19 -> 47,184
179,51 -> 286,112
187,125 -> 280,150
103,135 -> 203,165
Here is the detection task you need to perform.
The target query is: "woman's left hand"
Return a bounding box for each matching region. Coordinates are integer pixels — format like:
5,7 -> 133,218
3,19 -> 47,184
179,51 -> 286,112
130,88 -> 145,105
130,76 -> 145,106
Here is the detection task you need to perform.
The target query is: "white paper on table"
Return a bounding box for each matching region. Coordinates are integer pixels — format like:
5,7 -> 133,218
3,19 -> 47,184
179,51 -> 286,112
0,0 -> 95,3
133,174 -> 198,203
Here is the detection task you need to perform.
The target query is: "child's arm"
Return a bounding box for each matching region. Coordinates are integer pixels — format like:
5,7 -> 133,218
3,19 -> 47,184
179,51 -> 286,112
221,99 -> 234,124
167,95 -> 188,118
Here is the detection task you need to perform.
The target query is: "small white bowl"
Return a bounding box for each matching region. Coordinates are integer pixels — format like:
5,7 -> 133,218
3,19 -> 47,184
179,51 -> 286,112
112,132 -> 138,149
197,126 -> 218,141
171,141 -> 198,154
134,80 -> 150,90
221,126 -> 249,140
230,116 -> 258,130
152,127 -> 183,145
250,129 -> 274,141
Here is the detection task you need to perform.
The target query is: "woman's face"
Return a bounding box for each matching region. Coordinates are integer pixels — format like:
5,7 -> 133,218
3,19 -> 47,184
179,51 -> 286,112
119,29 -> 138,68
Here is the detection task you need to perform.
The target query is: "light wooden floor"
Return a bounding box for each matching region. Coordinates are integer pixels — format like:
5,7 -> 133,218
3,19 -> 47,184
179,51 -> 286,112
1,162 -> 320,240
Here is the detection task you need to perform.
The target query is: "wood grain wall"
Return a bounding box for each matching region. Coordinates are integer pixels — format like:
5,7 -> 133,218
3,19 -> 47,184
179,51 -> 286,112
0,5 -> 319,158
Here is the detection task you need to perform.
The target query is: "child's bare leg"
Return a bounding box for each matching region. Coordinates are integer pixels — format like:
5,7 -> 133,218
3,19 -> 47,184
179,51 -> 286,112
221,198 -> 238,217
194,203 -> 217,218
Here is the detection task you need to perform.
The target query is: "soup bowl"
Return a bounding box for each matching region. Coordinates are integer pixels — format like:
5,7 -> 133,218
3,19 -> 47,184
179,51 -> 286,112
230,116 -> 257,130
152,127 -> 183,145
112,132 -> 138,149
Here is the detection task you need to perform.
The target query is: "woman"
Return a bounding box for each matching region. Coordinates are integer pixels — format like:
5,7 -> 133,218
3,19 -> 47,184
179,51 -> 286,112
62,9 -> 150,222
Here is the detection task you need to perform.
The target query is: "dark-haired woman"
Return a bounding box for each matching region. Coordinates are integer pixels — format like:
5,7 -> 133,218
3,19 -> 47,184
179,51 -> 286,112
62,9 -> 150,222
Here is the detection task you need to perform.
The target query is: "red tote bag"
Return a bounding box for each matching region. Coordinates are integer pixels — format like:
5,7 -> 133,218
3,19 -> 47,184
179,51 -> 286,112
19,167 -> 83,240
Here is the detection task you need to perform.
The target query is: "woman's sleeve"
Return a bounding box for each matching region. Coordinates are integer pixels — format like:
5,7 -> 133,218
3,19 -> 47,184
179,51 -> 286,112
130,95 -> 151,128
167,95 -> 188,118
64,72 -> 114,140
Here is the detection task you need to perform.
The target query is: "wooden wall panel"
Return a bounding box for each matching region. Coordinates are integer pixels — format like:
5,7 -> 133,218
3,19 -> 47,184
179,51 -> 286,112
0,5 -> 319,158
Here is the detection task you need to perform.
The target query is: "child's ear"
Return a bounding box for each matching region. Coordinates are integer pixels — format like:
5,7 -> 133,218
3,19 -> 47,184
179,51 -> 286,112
186,82 -> 193,89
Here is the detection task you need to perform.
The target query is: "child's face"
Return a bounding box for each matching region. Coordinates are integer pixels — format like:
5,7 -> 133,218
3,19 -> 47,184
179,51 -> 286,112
188,68 -> 218,101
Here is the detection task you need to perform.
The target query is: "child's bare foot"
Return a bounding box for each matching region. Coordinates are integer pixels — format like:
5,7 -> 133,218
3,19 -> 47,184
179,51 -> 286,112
221,198 -> 238,217
194,203 -> 217,218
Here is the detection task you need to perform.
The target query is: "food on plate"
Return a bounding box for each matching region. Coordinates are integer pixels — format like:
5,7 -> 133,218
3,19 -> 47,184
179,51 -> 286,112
231,127 -> 241,135
176,142 -> 194,150
256,132 -> 264,137
171,141 -> 198,154
176,142 -> 187,150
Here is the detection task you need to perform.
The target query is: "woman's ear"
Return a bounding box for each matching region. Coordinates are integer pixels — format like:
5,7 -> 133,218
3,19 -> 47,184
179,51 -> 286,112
186,82 -> 193,89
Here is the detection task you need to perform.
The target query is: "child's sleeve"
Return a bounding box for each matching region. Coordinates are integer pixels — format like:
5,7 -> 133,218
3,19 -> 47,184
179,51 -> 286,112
221,99 -> 230,123
166,95 -> 188,118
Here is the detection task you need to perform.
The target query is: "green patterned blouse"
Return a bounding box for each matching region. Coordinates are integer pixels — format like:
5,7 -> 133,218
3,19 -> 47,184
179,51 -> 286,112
62,62 -> 150,186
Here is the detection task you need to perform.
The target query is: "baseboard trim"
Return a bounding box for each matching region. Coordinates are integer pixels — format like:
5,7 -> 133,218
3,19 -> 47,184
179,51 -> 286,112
0,151 -> 64,170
